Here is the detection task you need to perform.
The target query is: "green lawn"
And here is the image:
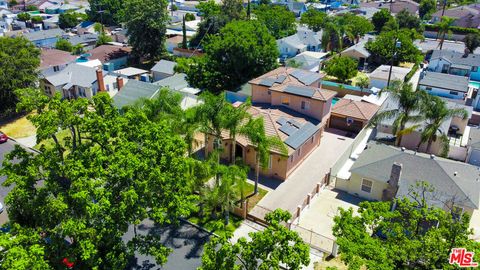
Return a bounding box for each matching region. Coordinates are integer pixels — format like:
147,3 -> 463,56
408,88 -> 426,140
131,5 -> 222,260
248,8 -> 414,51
188,214 -> 243,238
244,182 -> 268,212
350,72 -> 369,87
34,129 -> 71,150
0,113 -> 37,138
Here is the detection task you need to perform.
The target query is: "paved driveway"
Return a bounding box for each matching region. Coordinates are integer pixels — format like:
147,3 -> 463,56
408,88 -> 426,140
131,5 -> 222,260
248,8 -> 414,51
0,140 -> 18,225
250,130 -> 354,217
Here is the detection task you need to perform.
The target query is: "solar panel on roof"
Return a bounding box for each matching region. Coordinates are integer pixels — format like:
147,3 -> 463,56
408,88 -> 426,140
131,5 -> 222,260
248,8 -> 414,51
284,123 -> 318,150
290,69 -> 305,79
276,117 -> 288,126
275,75 -> 287,84
259,79 -> 275,87
288,120 -> 302,128
299,73 -> 321,85
284,85 -> 315,98
279,124 -> 298,136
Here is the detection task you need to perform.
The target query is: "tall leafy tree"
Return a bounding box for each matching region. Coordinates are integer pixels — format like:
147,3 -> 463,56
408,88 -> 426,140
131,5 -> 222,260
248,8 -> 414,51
417,94 -> 468,156
436,16 -> 456,50
87,0 -> 125,25
0,37 -> 40,117
1,91 -> 198,269
365,29 -> 422,64
241,117 -> 287,195
300,8 -> 327,32
254,5 -> 296,39
333,182 -> 480,270
464,33 -> 480,54
182,15 -> 188,49
339,13 -> 374,43
200,209 -> 310,270
396,9 -> 423,32
55,39 -> 73,52
186,20 -> 278,92
419,0 -> 436,20
120,0 -> 169,60
197,0 -> 221,18
321,21 -> 343,52
324,55 -> 358,83
371,81 -> 425,146
58,12 -> 88,29
221,0 -> 245,21
371,8 -> 393,32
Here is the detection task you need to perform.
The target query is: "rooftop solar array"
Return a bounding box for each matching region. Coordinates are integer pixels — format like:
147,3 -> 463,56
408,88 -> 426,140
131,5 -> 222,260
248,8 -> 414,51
284,123 -> 318,150
289,119 -> 302,128
284,85 -> 315,98
276,117 -> 288,126
275,75 -> 287,84
290,70 -> 321,86
279,124 -> 298,136
259,78 -> 276,87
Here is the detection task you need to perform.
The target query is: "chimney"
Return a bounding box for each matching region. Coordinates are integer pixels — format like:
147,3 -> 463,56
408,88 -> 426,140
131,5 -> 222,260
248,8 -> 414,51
382,163 -> 402,201
96,68 -> 105,92
116,76 -> 124,91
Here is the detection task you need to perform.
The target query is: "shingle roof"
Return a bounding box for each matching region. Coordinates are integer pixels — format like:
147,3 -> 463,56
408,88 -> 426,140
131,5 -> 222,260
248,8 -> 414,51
22,28 -> 65,41
331,98 -> 380,121
430,50 -> 480,67
40,48 -> 76,70
351,143 -> 480,209
419,72 -> 470,93
44,63 -> 98,88
277,28 -> 322,50
151,60 -> 177,75
342,40 -> 371,58
66,33 -> 98,46
369,65 -> 411,81
87,45 -> 132,63
113,80 -> 160,109
432,5 -> 479,18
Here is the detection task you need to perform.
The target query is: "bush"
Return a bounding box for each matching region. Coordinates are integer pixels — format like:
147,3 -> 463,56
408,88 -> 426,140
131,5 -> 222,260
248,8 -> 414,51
185,13 -> 196,21
424,24 -> 480,35
31,16 -> 43,23
324,55 -> 358,83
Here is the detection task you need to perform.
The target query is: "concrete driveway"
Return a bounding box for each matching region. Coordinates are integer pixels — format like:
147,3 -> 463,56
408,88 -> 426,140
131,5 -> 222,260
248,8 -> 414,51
295,188 -> 362,240
250,130 -> 354,218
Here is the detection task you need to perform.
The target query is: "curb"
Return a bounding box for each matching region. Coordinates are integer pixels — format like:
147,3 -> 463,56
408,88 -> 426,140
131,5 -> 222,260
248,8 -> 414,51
7,137 -> 41,154
178,217 -> 220,238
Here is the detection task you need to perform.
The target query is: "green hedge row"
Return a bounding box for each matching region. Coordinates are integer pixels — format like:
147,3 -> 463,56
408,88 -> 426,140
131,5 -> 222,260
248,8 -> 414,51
424,24 -> 480,35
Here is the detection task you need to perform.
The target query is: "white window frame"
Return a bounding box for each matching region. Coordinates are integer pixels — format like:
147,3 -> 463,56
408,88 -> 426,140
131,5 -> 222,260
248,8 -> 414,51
268,154 -> 272,169
361,179 -> 373,193
281,96 -> 290,106
301,100 -> 310,110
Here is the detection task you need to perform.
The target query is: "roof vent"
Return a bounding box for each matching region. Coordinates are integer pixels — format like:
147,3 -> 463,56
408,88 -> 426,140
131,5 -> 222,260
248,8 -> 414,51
430,154 -> 435,159
454,171 -> 458,176
401,147 -> 406,151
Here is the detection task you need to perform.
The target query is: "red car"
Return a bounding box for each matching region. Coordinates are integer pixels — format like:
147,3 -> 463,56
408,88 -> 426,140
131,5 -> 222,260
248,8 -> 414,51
0,132 -> 8,143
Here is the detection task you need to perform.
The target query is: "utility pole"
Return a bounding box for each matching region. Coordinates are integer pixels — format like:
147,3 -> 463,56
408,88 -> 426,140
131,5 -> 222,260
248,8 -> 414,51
387,39 -> 402,88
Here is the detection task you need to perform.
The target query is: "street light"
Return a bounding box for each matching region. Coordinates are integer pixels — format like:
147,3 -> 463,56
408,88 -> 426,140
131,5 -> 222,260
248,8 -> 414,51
386,40 -> 402,88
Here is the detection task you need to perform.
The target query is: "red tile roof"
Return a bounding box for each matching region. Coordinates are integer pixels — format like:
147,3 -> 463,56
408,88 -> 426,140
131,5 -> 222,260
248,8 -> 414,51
331,99 -> 380,121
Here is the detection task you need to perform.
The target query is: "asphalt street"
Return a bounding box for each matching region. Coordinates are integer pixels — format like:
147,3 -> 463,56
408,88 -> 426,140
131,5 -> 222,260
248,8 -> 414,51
0,140 -> 17,225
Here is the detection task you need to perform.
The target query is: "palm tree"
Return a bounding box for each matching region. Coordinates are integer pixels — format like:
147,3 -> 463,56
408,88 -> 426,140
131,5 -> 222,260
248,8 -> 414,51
322,21 -> 343,52
242,117 -> 287,195
134,88 -> 183,122
417,95 -> 468,156
436,16 -> 455,50
217,165 -> 247,225
222,99 -> 251,164
371,81 -> 425,146
179,107 -> 202,156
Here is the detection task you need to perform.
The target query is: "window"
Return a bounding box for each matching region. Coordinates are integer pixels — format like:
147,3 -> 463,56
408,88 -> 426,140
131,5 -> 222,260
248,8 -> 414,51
297,147 -> 301,157
449,91 -> 459,96
472,66 -> 478,72
53,66 -> 60,72
311,134 -> 314,143
268,155 -> 272,169
268,90 -> 271,95
290,155 -> 294,163
106,84 -> 110,91
79,87 -> 86,97
113,82 -> 118,89
281,96 -> 290,105
44,85 -> 51,95
301,101 -> 310,110
361,179 -> 373,193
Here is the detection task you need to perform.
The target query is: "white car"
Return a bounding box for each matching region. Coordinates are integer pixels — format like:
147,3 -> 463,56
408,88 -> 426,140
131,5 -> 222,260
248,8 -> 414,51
0,202 -> 3,214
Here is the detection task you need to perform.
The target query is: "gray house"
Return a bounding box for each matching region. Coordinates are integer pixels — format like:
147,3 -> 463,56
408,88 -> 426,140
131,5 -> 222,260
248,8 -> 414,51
277,28 -> 322,59
151,60 -> 177,82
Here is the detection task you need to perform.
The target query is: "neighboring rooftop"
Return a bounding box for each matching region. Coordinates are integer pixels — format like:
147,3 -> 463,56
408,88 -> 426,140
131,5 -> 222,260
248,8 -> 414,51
40,48 -> 76,70
249,67 -> 323,88
331,99 -> 380,121
113,80 -> 160,109
369,65 -> 411,81
153,73 -> 201,95
114,67 -> 149,77
418,72 -> 470,93
430,50 -> 480,67
342,39 -> 371,58
44,63 -> 99,88
468,127 -> 480,150
277,28 -> 322,50
87,45 -> 132,63
415,39 -> 480,54
151,59 -> 177,75
351,143 -> 480,209
21,28 -> 65,42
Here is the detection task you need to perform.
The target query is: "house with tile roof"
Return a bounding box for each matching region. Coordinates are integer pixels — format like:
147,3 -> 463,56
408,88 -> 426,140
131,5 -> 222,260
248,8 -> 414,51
328,98 -> 380,133
86,45 -> 132,70
335,142 -> 480,215
427,50 -> 480,82
206,67 -> 337,180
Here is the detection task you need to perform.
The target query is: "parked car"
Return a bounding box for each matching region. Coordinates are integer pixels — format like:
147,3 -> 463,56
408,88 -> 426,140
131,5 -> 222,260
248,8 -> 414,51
0,132 -> 7,143
0,202 -> 4,214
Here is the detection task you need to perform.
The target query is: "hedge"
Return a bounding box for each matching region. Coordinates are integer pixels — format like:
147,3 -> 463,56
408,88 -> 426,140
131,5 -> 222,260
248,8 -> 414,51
424,24 -> 480,35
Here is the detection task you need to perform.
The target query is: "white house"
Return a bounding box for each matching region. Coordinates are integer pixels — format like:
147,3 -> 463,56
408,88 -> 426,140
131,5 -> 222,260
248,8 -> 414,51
368,65 -> 411,89
418,71 -> 470,100
277,28 -> 322,59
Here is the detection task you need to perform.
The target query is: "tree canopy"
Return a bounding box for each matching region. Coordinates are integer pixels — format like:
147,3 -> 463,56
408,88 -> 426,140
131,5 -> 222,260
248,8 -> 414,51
120,0 -> 168,60
1,91 -> 198,269
200,209 -> 310,270
0,37 -> 40,118
464,33 -> 480,54
253,4 -> 296,39
372,8 -> 393,32
324,55 -> 358,83
419,0 -> 436,20
333,181 -> 480,270
55,39 -> 73,52
87,0 -> 125,25
59,12 -> 88,29
300,8 -> 327,32
396,9 -> 423,32
365,29 -> 422,64
184,20 -> 278,93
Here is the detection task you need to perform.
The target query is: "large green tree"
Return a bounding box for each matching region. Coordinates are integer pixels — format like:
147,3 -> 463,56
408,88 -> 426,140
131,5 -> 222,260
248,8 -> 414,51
324,55 -> 358,83
87,0 -> 125,25
120,0 -> 168,60
339,13 -> 374,43
464,33 -> 480,54
1,91 -> 198,269
365,29 -> 422,64
200,209 -> 311,270
300,8 -> 327,32
254,5 -> 296,39
396,9 -> 423,32
55,39 -> 73,52
436,16 -> 456,50
419,0 -> 436,20
0,37 -> 40,118
371,8 -> 393,32
333,182 -> 480,270
58,12 -> 88,29
185,20 -> 278,92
